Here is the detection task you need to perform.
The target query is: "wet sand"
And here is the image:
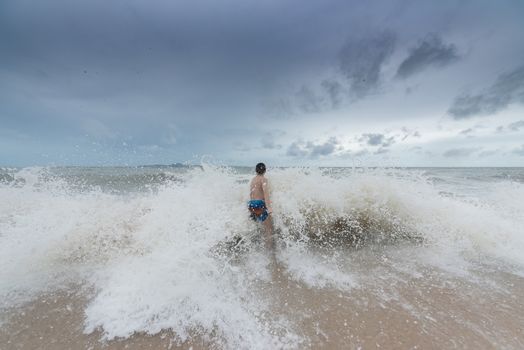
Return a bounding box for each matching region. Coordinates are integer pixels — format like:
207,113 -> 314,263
0,289 -> 212,350
2,265 -> 524,350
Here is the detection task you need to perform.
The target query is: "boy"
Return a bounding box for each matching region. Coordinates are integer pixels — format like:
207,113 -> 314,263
248,163 -> 273,248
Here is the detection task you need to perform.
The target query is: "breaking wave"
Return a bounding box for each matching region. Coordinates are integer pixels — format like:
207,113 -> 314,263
1,165 -> 523,348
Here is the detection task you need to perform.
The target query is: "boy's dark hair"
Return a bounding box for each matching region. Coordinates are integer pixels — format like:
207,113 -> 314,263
255,162 -> 266,175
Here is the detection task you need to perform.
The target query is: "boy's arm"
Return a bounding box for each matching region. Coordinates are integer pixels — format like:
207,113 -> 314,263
262,178 -> 272,214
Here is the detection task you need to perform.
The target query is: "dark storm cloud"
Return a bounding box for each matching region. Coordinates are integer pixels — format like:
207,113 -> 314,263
1,0 -> 524,166
443,147 -> 479,157
5,0 -> 415,135
448,65 -> 524,119
0,0 -> 347,129
396,33 -> 460,79
266,30 -> 397,117
339,31 -> 396,97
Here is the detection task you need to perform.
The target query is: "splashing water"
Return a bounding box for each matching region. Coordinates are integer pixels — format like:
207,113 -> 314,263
1,166 -> 524,348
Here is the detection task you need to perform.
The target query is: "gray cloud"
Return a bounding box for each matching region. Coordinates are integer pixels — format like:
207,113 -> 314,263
495,120 -> 524,133
410,146 -> 423,153
360,133 -> 395,148
268,31 -> 397,118
1,0 -> 523,166
448,65 -> 524,119
508,120 -> 524,131
286,137 -> 339,158
460,128 -> 474,135
443,147 -> 479,157
353,149 -> 369,157
364,133 -> 385,146
478,149 -> 499,157
233,142 -> 251,152
260,130 -> 284,150
261,97 -> 295,119
396,33 -> 460,79
286,140 -> 309,157
339,31 -> 396,97
2,0 -> 364,135
459,125 -> 486,137
321,79 -> 344,109
400,127 -> 421,140
513,145 -> 524,156
261,138 -> 279,150
374,147 -> 390,155
295,86 -> 322,113
310,137 -> 338,157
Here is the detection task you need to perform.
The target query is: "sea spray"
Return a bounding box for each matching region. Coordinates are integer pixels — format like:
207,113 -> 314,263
1,166 -> 524,348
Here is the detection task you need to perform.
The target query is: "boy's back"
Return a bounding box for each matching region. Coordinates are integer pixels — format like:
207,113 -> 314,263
250,175 -> 266,200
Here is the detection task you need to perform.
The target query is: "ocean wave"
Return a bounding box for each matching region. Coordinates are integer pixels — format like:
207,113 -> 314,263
1,165 -> 524,348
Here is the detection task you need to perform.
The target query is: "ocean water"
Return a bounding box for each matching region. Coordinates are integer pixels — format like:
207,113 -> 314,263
1,165 -> 524,349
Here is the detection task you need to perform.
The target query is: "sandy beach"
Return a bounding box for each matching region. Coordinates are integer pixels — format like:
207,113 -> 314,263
2,261 -> 524,349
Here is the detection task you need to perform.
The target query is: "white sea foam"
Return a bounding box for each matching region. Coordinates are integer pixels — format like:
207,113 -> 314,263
1,165 -> 523,348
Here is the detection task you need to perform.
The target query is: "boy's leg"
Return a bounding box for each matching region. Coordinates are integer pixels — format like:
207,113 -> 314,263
263,215 -> 274,249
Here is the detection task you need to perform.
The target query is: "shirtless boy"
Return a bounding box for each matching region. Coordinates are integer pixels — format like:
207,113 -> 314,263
248,163 -> 273,248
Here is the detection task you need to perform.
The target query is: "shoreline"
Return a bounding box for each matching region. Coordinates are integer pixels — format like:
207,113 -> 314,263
2,266 -> 524,350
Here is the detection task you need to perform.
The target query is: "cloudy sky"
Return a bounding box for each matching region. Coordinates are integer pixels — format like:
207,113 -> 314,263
1,0 -> 524,167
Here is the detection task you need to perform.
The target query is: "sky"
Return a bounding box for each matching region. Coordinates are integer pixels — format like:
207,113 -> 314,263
1,0 -> 524,167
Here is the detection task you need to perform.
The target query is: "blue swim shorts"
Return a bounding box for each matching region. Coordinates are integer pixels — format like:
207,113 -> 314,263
248,199 -> 269,222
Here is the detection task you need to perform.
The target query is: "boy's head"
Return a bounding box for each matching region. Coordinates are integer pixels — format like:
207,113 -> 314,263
255,162 -> 266,175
